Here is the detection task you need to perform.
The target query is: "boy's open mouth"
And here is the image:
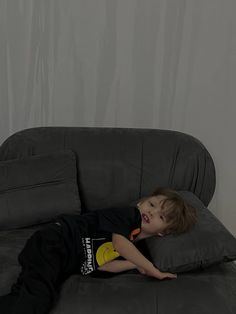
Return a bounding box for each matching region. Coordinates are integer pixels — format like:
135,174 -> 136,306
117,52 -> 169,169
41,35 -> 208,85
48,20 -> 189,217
142,213 -> 150,223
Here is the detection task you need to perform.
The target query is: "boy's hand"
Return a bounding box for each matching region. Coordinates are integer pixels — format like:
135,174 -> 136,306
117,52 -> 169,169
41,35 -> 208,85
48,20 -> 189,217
136,265 -> 177,280
145,267 -> 177,280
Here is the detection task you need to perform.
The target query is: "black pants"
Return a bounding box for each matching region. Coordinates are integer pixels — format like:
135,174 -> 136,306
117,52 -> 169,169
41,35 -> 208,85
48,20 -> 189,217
0,223 -> 77,314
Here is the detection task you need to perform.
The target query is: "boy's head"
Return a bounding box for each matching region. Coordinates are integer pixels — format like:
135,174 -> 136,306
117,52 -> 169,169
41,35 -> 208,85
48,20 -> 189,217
137,187 -> 197,238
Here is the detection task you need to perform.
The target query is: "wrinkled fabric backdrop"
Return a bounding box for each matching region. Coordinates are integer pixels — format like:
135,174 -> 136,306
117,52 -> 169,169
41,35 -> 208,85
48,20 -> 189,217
0,0 -> 235,237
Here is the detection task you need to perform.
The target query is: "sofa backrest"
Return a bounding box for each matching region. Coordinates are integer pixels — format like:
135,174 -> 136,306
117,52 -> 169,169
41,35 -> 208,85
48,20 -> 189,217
0,127 -> 215,210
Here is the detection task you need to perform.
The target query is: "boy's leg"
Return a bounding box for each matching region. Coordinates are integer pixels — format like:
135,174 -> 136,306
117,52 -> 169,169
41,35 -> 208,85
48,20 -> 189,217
0,293 -> 18,314
7,223 -> 68,314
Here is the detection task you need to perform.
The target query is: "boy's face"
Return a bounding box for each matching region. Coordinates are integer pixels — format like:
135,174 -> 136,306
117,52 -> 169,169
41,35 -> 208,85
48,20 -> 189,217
137,195 -> 170,237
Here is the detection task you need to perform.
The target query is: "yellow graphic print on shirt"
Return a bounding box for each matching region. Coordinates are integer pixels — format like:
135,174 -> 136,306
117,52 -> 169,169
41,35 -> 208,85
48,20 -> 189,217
96,242 -> 119,266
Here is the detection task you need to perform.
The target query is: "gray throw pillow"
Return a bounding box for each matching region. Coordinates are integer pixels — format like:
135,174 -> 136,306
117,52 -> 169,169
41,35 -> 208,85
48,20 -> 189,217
0,150 -> 81,230
145,191 -> 236,273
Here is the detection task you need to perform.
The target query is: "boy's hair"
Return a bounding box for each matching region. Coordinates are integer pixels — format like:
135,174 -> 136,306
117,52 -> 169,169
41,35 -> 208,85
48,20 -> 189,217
140,187 -> 197,235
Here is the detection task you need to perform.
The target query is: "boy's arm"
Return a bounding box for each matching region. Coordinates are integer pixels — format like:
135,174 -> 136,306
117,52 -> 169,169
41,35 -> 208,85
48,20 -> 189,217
112,233 -> 177,280
112,233 -> 156,274
97,259 -> 137,273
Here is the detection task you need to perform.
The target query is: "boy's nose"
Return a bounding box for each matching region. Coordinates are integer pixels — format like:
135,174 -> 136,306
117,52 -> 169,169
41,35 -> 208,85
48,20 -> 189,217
148,209 -> 154,217
149,208 -> 158,216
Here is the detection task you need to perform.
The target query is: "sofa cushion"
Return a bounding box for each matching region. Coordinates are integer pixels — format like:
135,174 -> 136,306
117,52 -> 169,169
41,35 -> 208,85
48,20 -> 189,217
145,191 -> 236,273
0,150 -> 81,230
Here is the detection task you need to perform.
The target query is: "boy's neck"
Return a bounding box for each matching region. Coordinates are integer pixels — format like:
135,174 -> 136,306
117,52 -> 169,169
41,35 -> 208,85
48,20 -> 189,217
133,230 -> 153,242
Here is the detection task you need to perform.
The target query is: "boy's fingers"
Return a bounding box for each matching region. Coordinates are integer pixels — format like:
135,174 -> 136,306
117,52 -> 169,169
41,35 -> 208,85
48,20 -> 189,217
161,272 -> 177,279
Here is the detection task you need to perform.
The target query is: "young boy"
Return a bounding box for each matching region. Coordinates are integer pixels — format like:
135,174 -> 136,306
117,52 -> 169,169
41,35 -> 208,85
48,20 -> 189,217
0,187 -> 197,314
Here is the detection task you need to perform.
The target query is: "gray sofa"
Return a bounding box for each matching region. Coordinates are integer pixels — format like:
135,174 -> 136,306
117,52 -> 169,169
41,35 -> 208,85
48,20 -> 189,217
0,126 -> 236,314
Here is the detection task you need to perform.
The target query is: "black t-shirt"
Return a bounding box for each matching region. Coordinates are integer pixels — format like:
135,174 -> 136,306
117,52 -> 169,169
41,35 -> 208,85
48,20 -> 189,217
54,206 -> 142,275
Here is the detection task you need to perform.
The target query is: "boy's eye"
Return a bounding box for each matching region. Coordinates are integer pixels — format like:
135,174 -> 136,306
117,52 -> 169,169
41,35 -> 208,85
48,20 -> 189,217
160,215 -> 164,220
149,202 -> 154,207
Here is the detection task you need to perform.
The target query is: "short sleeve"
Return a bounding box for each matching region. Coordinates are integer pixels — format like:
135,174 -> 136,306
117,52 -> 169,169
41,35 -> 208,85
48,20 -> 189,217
97,206 -> 141,239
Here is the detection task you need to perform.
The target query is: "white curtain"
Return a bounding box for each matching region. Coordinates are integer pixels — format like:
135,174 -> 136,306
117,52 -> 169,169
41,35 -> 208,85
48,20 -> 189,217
0,0 -> 236,235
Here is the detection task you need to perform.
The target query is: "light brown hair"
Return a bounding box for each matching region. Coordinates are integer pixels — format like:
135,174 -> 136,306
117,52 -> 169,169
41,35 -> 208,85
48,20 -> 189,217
140,187 -> 197,235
